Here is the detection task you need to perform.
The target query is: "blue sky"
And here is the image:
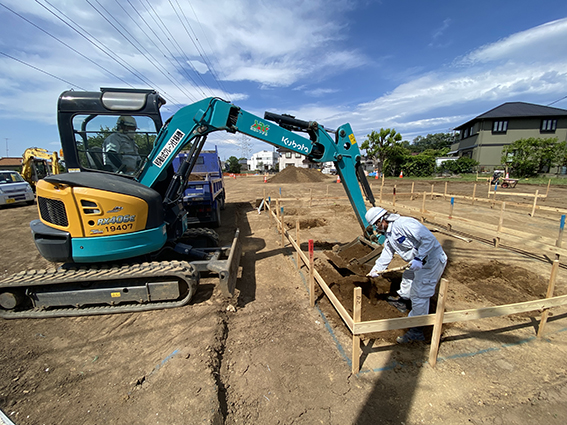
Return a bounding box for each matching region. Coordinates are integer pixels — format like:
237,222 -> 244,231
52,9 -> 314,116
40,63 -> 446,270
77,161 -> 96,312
1,0 -> 567,161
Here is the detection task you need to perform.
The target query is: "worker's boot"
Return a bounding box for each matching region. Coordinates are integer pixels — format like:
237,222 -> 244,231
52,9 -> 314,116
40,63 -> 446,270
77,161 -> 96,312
387,295 -> 411,313
396,327 -> 425,344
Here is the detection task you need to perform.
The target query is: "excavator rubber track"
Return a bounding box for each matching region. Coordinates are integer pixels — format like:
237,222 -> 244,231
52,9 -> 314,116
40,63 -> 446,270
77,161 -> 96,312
0,261 -> 199,319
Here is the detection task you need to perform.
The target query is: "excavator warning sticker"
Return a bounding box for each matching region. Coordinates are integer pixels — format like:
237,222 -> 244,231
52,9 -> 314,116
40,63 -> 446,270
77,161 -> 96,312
153,129 -> 185,168
111,292 -> 121,298
349,134 -> 357,145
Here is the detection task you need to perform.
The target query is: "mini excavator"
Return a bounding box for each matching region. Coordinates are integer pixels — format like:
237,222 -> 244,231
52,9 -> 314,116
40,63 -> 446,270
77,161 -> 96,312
0,88 -> 379,318
21,147 -> 61,191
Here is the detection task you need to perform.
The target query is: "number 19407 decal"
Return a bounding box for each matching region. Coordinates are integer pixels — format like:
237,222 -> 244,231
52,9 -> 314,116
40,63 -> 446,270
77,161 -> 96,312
105,223 -> 134,232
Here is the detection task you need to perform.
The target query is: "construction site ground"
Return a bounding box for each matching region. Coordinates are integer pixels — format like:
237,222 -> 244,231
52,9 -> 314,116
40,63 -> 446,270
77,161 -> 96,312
1,172 -> 567,425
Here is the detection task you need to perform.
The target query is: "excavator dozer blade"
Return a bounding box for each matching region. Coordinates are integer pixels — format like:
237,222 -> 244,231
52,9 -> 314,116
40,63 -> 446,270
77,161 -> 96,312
189,229 -> 242,297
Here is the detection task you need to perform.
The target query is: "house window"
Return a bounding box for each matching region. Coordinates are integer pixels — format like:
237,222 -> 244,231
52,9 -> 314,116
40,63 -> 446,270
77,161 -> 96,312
541,119 -> 557,132
295,153 -> 302,158
461,125 -> 474,139
285,152 -> 292,158
492,120 -> 508,133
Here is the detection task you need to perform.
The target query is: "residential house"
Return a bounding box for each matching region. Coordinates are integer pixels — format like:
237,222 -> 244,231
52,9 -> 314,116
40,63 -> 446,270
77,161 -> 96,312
277,148 -> 319,170
0,157 -> 23,172
450,102 -> 567,172
248,150 -> 279,172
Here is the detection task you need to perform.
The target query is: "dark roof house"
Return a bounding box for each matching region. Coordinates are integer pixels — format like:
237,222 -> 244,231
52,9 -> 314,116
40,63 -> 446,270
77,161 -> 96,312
450,102 -> 567,172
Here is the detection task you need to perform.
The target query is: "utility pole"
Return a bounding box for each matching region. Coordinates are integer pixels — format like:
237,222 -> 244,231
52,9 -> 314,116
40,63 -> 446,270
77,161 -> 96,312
4,138 -> 8,157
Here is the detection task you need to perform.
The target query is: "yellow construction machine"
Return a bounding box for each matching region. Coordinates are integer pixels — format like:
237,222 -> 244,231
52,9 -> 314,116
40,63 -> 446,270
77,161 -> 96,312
21,148 -> 61,191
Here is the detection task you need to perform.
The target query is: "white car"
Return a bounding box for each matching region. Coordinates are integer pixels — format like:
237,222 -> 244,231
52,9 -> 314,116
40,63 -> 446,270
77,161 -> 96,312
0,170 -> 35,206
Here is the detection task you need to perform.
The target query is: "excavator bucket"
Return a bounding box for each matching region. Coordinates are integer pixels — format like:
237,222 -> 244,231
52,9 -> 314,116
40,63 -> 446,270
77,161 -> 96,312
325,236 -> 383,277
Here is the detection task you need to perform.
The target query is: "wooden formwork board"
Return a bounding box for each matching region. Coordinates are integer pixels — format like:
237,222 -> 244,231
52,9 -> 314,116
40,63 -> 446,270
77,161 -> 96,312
262,194 -> 565,373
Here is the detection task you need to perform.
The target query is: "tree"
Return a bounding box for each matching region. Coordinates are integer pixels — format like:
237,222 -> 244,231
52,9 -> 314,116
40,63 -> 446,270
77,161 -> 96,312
225,156 -> 241,173
361,128 -> 402,176
438,157 -> 479,174
501,137 -> 560,177
382,144 -> 409,177
410,133 -> 456,154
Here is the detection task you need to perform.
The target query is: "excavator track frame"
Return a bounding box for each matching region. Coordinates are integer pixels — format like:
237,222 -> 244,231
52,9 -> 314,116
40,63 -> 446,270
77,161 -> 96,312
0,260 -> 199,319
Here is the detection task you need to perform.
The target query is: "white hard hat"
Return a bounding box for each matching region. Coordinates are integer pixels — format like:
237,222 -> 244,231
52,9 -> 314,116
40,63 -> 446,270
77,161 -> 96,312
365,207 -> 388,225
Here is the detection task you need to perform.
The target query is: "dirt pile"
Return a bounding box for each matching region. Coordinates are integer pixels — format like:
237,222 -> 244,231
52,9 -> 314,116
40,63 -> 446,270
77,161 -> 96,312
267,166 -> 331,183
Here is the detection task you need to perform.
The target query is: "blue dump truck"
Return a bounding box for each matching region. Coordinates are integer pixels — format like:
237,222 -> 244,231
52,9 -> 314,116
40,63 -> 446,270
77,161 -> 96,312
172,148 -> 226,228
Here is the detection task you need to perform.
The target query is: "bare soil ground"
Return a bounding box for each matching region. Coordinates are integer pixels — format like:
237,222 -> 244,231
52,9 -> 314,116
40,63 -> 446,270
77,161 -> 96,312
1,173 -> 567,425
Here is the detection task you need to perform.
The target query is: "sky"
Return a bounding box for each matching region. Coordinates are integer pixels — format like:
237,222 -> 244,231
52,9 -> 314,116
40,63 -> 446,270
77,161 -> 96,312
1,0 -> 567,162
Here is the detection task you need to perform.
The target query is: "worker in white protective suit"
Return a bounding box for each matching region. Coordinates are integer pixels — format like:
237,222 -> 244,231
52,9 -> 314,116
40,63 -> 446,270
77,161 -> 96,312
103,115 -> 141,174
366,207 -> 447,343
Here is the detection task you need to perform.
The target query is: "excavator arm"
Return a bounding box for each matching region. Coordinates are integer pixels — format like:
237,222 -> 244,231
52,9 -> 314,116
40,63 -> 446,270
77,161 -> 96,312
138,97 -> 375,230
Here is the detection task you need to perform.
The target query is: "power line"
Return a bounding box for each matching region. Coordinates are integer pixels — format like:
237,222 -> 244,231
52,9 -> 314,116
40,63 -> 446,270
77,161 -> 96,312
547,95 -> 567,107
139,0 -> 213,97
111,0 -> 201,104
170,0 -> 231,100
124,0 -> 207,100
37,0 -> 183,105
86,0 -> 198,103
0,1 -> 133,88
0,51 -> 87,90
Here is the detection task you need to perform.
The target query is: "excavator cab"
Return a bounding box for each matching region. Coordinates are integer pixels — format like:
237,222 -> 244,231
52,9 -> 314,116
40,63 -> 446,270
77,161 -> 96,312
58,88 -> 166,178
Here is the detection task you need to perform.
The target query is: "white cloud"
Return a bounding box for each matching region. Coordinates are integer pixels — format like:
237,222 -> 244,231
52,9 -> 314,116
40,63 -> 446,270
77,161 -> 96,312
459,17 -> 567,65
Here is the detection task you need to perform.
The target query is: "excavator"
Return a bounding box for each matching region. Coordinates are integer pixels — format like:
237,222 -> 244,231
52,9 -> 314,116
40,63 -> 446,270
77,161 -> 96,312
0,88 -> 378,318
21,147 -> 61,191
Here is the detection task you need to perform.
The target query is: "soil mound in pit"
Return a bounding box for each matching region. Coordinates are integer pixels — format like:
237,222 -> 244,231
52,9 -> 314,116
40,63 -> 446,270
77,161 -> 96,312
267,166 -> 330,183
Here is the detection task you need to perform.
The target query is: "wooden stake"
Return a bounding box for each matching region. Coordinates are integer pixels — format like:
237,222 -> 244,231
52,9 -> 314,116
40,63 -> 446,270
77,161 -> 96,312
393,185 -> 397,207
411,182 -> 415,200
497,202 -> 506,233
379,185 -> 383,203
296,219 -> 300,267
421,191 -> 426,213
281,207 -> 285,247
281,207 -> 285,248
429,278 -> 449,368
268,197 -> 273,228
431,184 -> 434,200
263,189 -> 266,212
449,197 -> 454,219
309,240 -> 315,308
530,190 -> 539,217
538,254 -> 560,337
352,286 -> 362,374
472,184 -> 477,206
546,178 -> 551,197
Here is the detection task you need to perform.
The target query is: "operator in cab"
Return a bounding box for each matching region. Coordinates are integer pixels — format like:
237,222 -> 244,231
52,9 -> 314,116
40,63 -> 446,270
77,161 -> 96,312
103,115 -> 142,174
366,207 -> 447,344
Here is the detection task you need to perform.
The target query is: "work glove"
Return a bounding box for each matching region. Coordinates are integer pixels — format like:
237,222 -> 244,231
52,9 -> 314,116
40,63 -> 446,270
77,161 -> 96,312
409,258 -> 423,271
367,265 -> 384,278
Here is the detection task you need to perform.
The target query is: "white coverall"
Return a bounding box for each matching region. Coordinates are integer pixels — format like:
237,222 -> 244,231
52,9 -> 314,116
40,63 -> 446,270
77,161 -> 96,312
371,216 -> 447,317
103,132 -> 140,173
